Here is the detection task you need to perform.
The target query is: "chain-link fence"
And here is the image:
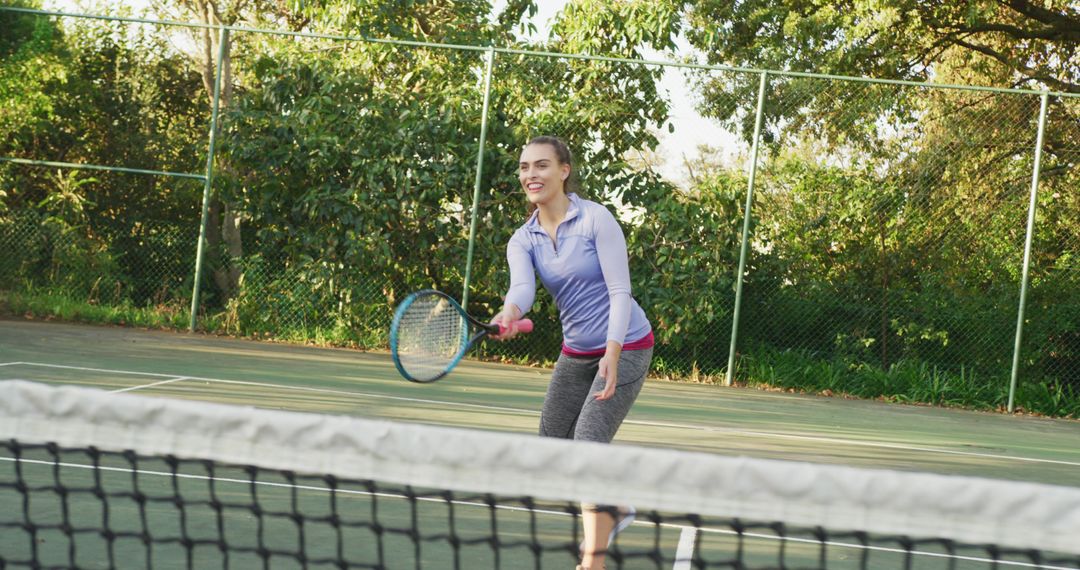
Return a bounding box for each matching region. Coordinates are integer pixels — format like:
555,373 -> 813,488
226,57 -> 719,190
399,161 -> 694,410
0,188 -> 200,320
1,7 -> 1077,414
1021,94 -> 1080,408
747,79 -> 1041,400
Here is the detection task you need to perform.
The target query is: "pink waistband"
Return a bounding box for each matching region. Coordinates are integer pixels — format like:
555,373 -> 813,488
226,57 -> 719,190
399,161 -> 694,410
561,330 -> 655,357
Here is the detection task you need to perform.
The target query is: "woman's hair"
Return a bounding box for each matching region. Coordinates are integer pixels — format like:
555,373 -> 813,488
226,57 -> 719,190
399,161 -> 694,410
524,135 -> 582,215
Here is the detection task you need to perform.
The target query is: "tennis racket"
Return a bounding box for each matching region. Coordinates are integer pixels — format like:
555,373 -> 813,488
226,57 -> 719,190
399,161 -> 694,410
390,289 -> 533,383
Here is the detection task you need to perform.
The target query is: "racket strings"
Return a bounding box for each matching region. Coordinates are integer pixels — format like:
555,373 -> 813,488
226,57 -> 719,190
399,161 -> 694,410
396,295 -> 468,381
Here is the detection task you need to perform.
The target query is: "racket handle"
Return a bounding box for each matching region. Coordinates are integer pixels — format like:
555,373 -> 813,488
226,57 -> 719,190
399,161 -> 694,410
499,319 -> 533,335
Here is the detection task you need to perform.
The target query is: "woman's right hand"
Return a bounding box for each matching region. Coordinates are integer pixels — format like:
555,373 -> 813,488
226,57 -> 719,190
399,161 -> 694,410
490,303 -> 523,341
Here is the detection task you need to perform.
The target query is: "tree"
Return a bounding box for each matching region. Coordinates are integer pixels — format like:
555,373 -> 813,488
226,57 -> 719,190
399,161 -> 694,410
144,0 -> 544,309
198,0 -> 692,348
680,0 -> 1079,385
683,0 -> 1077,92
149,0 -> 256,303
1,2 -> 208,304
681,1 -> 1077,169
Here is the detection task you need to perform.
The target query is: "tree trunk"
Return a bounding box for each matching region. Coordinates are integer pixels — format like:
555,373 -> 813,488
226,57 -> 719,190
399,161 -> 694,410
193,0 -> 242,303
207,201 -> 244,299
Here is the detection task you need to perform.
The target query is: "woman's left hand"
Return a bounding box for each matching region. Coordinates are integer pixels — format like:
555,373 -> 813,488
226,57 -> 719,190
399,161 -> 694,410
594,353 -> 618,400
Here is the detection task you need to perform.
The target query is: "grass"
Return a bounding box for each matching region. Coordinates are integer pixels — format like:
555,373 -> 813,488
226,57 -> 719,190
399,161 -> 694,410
736,346 -> 1080,419
0,288 -> 382,349
0,289 -> 193,330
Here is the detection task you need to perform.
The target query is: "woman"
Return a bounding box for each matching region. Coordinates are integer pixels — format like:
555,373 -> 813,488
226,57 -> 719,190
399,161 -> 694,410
492,136 -> 654,570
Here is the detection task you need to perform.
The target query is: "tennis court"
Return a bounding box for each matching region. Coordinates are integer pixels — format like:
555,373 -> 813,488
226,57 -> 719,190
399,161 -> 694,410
3,318 -> 1080,569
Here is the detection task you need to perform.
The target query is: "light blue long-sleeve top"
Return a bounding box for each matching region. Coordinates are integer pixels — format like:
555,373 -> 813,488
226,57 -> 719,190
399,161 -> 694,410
504,193 -> 651,352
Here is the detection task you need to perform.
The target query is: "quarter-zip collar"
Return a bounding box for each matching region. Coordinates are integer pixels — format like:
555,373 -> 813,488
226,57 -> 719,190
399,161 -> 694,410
525,193 -> 582,235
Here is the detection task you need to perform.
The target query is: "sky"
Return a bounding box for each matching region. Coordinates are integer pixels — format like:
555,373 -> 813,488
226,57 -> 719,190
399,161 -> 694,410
44,0 -> 741,186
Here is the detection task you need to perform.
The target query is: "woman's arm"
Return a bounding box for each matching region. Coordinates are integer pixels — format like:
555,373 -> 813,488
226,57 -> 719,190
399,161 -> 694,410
594,207 -> 633,346
494,232 -> 535,339
594,206 -> 633,399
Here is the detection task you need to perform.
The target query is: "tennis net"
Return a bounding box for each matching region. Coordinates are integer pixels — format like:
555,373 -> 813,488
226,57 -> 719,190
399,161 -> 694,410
2,379 -> 1079,569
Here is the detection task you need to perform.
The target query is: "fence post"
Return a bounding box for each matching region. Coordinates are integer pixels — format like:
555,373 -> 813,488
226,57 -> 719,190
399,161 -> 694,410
724,72 -> 770,386
461,47 -> 496,310
189,26 -> 229,332
1008,91 -> 1050,412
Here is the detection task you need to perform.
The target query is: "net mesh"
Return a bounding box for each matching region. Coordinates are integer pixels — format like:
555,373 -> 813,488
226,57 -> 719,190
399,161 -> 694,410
392,292 -> 469,382
2,381 -> 1080,569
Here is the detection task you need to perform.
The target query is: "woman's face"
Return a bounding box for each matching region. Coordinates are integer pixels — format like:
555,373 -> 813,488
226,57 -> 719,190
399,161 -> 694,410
519,143 -> 570,207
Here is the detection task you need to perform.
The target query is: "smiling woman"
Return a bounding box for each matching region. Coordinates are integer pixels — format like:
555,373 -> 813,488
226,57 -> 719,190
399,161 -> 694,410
518,134 -> 577,217
492,135 -> 657,570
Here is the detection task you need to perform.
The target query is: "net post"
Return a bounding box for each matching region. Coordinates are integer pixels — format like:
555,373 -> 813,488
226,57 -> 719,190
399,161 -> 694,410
461,46 -> 496,310
725,71 -> 769,387
189,26 -> 229,332
1008,91 -> 1050,412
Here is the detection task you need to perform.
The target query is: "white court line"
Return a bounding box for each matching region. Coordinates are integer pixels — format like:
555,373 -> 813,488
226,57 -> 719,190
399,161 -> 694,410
14,362 -> 1080,468
111,377 -> 191,393
6,362 -> 196,396
0,362 -> 26,366
16,362 -> 537,416
0,456 -> 1068,570
16,362 -> 181,378
629,420 -> 1080,468
673,527 -> 697,570
669,521 -> 1076,570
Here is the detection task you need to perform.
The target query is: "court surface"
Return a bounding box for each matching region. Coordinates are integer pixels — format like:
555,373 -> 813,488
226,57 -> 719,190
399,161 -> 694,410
2,318 -> 1079,569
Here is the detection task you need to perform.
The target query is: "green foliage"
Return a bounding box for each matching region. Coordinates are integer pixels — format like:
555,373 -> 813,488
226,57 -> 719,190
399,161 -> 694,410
291,0 -> 515,45
218,39 -> 486,331
210,0 -> 682,363
555,0 -> 681,57
0,3 -> 68,154
744,152 -> 1026,375
738,346 -> 1079,418
1017,380 -> 1080,419
626,173 -> 745,373
0,289 -> 192,330
683,0 -> 1077,93
1,7 -> 207,215
33,171 -> 122,296
677,0 -> 1078,401
1,7 -> 207,312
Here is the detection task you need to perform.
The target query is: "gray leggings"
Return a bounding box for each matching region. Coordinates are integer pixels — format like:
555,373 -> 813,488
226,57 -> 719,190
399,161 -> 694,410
539,347 -> 653,443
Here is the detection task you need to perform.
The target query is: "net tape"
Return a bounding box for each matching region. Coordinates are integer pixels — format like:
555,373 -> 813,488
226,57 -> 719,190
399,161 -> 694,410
1,380 -> 1079,558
